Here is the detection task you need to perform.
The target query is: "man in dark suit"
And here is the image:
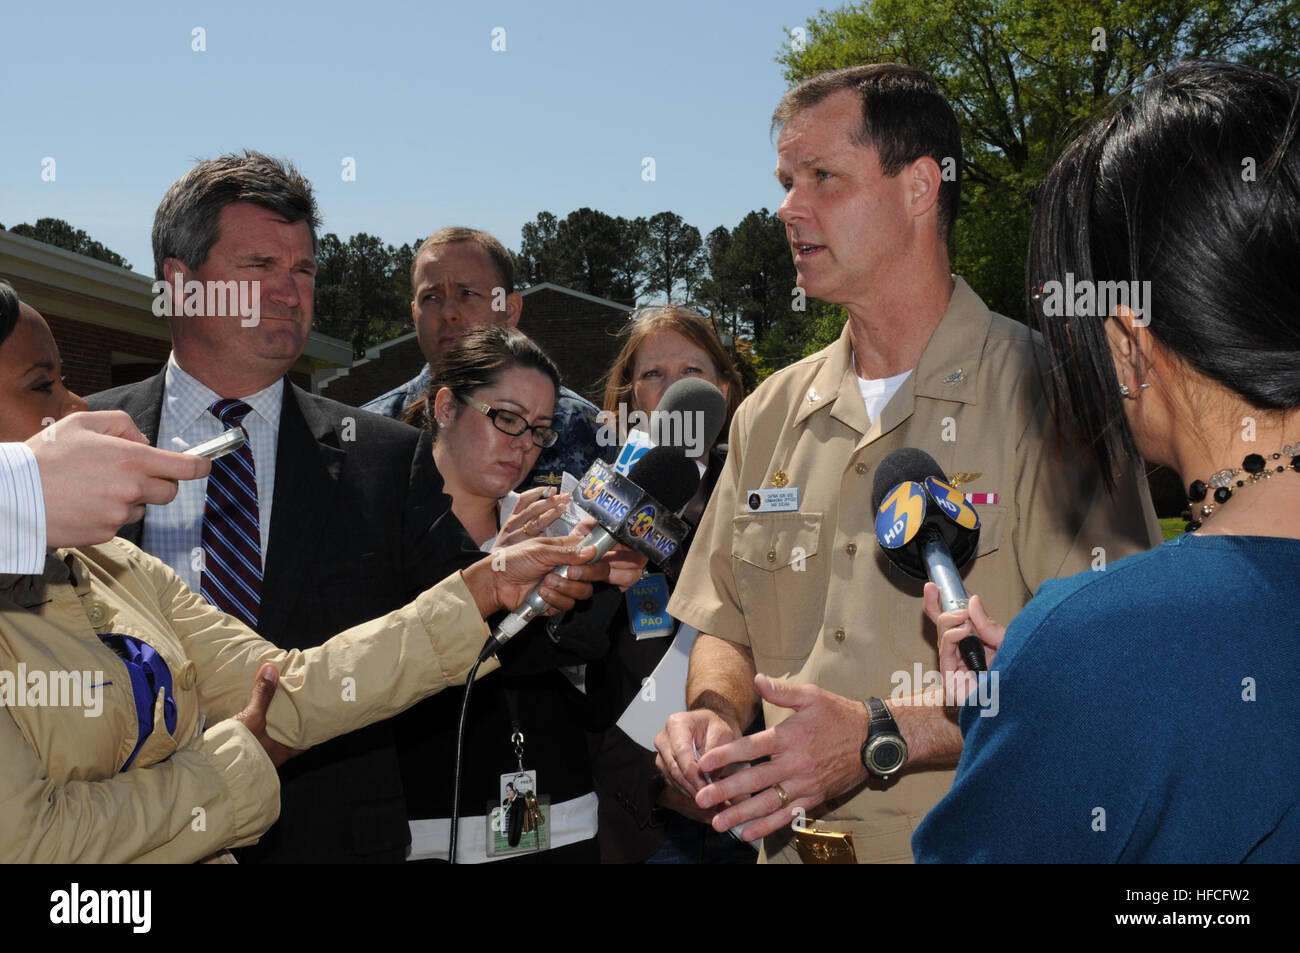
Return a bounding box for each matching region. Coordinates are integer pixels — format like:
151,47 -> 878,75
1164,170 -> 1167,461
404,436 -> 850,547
89,150 -> 481,862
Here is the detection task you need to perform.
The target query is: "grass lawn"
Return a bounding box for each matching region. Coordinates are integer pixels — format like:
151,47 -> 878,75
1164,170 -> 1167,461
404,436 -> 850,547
1158,517 -> 1185,541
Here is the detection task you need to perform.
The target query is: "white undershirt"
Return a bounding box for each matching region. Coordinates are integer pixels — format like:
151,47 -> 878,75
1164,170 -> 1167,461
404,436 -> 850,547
857,368 -> 912,424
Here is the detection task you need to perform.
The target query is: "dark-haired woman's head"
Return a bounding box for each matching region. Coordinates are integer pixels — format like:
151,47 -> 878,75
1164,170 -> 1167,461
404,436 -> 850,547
1,280 -> 21,347
0,279 -> 89,441
410,325 -> 561,500
1029,60 -> 1300,484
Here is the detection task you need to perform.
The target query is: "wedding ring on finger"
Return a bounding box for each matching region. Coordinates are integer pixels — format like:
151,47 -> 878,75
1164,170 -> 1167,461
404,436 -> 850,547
773,783 -> 791,808
525,520 -> 541,536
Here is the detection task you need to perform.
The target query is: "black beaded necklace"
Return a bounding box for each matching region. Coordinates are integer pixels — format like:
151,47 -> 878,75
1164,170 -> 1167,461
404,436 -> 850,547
1183,443 -> 1300,532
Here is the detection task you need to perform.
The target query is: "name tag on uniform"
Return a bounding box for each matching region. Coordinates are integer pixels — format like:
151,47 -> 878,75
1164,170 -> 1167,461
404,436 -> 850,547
626,573 -> 674,639
745,487 -> 800,512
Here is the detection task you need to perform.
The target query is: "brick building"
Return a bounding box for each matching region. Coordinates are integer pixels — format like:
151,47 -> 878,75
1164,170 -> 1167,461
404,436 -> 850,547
0,229 -> 351,396
317,331 -> 423,408
320,282 -> 631,407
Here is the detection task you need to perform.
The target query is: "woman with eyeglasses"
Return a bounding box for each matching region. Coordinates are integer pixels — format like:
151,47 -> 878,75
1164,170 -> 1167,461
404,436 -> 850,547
585,306 -> 754,864
394,325 -> 612,863
409,326 -> 568,549
912,60 -> 1300,862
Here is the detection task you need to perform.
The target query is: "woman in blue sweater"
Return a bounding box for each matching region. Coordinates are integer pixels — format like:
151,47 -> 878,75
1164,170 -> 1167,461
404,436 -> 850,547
912,60 -> 1299,863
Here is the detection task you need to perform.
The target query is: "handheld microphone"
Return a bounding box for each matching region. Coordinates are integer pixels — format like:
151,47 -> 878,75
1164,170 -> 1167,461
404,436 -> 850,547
612,377 -> 728,474
480,446 -> 699,661
871,447 -> 987,673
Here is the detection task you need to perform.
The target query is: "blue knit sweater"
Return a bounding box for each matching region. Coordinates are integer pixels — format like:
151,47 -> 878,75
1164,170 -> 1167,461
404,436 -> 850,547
913,533 -> 1300,863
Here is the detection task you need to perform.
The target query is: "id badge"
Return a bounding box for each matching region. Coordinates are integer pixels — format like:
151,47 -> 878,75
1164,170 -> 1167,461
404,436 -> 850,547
625,573 -> 674,640
745,487 -> 800,512
488,770 -> 550,857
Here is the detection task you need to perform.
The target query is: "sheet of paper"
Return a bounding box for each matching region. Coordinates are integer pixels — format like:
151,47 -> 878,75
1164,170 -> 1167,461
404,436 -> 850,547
615,623 -> 701,751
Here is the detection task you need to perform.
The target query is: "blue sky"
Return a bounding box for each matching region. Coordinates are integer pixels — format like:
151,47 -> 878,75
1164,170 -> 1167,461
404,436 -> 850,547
1,0 -> 830,280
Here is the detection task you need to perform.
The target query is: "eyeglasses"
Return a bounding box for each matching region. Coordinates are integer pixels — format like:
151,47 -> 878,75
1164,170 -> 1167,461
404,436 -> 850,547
457,394 -> 558,448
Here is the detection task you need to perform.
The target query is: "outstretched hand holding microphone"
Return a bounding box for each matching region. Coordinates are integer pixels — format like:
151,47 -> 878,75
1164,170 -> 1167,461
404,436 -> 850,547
481,375 -> 729,661
923,586 -> 1007,703
22,410 -> 211,552
480,445 -> 701,661
874,446 -> 1007,701
872,447 -> 990,674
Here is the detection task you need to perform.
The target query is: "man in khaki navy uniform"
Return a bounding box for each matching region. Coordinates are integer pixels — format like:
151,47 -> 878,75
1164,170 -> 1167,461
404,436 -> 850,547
654,64 -> 1160,863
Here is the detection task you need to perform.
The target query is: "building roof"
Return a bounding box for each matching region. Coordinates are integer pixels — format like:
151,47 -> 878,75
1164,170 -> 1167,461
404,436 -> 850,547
520,282 -> 631,313
0,229 -> 352,371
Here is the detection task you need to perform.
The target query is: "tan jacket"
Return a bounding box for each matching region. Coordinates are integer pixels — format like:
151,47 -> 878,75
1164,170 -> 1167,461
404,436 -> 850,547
669,277 -> 1160,862
0,538 -> 491,863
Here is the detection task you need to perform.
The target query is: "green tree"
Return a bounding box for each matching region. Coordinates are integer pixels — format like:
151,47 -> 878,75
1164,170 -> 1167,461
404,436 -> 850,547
313,232 -> 410,357
5,217 -> 131,270
698,225 -> 739,336
515,210 -> 644,303
556,208 -> 635,303
776,0 -> 1299,321
641,211 -> 705,304
698,209 -> 811,369
606,214 -> 647,305
392,240 -> 417,300
729,335 -> 764,395
725,210 -> 796,346
516,211 -> 561,288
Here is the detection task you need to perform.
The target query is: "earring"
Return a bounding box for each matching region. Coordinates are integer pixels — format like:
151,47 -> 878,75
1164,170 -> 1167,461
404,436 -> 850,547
1119,383 -> 1131,396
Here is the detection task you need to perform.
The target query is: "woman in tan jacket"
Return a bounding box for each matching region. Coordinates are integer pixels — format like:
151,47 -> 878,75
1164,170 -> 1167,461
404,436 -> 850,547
0,282 -> 622,862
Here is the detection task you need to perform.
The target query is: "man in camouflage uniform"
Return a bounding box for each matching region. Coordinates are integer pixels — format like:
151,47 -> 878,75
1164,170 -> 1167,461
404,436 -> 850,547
362,227 -> 605,487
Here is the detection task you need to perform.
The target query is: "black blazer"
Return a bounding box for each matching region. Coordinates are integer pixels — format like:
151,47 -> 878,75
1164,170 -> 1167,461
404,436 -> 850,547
89,373 -> 482,862
583,449 -> 736,862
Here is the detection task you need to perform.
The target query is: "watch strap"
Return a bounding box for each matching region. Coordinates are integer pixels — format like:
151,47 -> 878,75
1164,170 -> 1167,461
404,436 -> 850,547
866,696 -> 899,733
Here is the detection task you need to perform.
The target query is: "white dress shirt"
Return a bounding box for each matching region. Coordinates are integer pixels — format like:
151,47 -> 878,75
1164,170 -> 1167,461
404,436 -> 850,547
0,442 -> 46,573
142,354 -> 283,593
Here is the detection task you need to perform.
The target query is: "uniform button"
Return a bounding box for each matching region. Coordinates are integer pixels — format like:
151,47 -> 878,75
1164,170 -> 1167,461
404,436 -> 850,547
85,603 -> 107,627
845,542 -> 858,555
179,661 -> 198,691
834,628 -> 846,642
767,550 -> 777,562
855,462 -> 868,474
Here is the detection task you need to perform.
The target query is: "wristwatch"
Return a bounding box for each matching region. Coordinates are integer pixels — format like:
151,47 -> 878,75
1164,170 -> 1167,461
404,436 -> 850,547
860,697 -> 908,779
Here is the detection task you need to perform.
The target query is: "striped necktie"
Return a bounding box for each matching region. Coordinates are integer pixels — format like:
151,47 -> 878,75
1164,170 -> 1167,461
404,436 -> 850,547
200,399 -> 263,628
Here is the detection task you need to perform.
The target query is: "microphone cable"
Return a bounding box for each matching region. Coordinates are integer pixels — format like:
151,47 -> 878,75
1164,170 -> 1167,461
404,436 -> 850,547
448,645 -> 490,865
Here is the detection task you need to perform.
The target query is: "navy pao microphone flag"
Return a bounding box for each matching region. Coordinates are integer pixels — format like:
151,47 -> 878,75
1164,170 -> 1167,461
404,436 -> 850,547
872,447 -> 988,673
